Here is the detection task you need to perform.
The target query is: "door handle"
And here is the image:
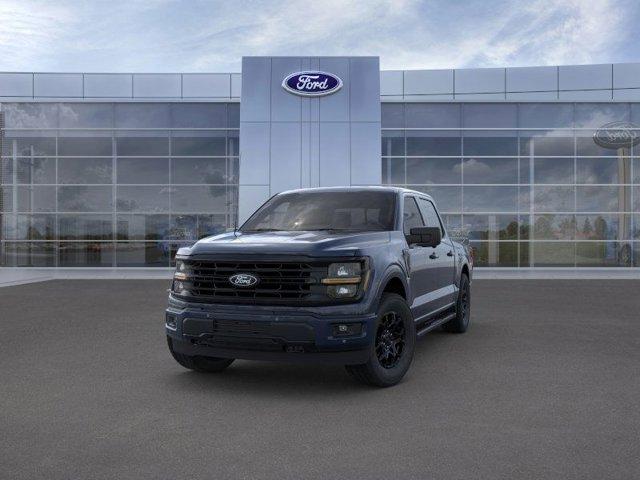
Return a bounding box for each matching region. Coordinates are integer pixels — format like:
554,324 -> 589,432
447,250 -> 454,257
429,252 -> 439,259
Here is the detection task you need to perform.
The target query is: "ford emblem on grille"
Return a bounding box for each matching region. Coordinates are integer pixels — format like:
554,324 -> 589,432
229,273 -> 259,287
282,71 -> 343,97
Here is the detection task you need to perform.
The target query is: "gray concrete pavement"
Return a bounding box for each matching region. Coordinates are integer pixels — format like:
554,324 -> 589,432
1,280 -> 639,479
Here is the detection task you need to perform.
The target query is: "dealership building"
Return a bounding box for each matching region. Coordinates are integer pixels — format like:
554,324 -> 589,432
1,56 -> 639,270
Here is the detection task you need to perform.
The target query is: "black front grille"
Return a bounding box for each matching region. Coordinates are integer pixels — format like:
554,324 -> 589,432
178,259 -> 330,305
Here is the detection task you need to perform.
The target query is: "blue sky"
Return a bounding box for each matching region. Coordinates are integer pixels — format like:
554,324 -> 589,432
0,0 -> 638,72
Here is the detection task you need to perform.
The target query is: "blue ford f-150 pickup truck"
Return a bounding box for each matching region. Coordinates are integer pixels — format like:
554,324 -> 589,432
166,186 -> 472,386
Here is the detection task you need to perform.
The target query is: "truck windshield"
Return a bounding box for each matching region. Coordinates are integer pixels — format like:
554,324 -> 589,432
241,191 -> 396,232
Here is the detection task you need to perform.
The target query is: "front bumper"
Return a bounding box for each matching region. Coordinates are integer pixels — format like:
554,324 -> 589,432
165,300 -> 377,365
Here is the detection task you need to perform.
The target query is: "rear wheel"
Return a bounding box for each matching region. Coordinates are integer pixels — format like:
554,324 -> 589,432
345,293 -> 415,387
167,336 -> 234,373
442,273 -> 470,333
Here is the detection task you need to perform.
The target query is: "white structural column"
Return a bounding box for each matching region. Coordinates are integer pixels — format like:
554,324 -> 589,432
238,56 -> 382,222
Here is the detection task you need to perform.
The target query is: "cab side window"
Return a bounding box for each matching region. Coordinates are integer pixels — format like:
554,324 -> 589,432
417,198 -> 444,235
403,197 -> 425,235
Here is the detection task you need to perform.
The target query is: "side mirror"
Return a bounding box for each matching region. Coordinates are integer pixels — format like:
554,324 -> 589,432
407,227 -> 441,248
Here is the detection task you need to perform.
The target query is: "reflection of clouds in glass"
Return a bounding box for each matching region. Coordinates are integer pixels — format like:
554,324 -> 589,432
3,104 -> 57,128
460,158 -> 491,176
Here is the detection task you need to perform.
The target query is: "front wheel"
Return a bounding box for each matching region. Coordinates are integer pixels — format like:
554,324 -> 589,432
345,293 -> 416,387
442,273 -> 470,333
167,337 -> 234,372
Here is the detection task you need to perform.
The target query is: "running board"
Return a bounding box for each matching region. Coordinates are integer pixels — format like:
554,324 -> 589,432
416,311 -> 456,337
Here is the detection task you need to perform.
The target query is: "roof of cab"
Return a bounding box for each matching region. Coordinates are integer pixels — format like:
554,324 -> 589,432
278,185 -> 433,200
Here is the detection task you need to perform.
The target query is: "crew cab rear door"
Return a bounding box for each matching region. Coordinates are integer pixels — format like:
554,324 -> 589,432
402,195 -> 434,320
416,197 -> 457,311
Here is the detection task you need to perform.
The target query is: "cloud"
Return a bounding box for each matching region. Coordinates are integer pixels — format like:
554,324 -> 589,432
0,0 -> 637,72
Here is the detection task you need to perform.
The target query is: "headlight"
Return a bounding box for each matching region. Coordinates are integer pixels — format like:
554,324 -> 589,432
172,260 -> 190,294
322,262 -> 363,298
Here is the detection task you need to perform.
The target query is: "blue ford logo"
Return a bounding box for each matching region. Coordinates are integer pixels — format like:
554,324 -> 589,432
282,71 -> 343,97
229,273 -> 259,288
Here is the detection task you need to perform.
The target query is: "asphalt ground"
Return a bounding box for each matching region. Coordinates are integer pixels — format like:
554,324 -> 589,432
1,279 -> 639,480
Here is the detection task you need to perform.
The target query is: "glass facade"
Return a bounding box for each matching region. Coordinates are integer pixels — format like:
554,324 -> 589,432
0,102 -> 239,267
382,103 -> 640,268
1,100 -> 639,268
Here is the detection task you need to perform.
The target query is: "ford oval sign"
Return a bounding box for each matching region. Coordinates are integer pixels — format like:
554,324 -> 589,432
593,121 -> 640,149
229,273 -> 259,288
282,71 -> 343,97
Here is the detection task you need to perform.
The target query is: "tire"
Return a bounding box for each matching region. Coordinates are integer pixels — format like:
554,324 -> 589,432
167,336 -> 234,373
345,293 -> 416,387
442,273 -> 470,333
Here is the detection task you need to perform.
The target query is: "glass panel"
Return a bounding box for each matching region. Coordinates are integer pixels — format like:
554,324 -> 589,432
381,103 -> 404,128
462,157 -> 517,184
576,135 -> 629,156
1,157 -> 12,183
406,104 -> 460,128
411,186 -> 461,212
635,186 -> 640,212
406,158 -> 461,184
227,130 -> 239,157
2,242 -> 56,267
228,157 -> 239,183
115,242 -> 170,267
533,214 -> 575,240
574,103 -> 630,128
2,136 -> 56,156
116,214 -> 170,240
17,186 -> 56,212
575,214 -> 630,241
519,215 -> 531,240
576,242 -> 631,267
463,104 -> 516,128
58,186 -> 113,212
519,134 -> 574,156
116,158 -> 169,184
519,241 -> 530,266
406,131 -> 461,156
576,186 -> 630,212
463,186 -> 518,212
576,157 -> 629,184
114,104 -> 170,128
116,186 -> 170,212
381,131 -> 404,156
534,158 -> 574,184
58,103 -> 113,128
634,215 -> 640,239
519,157 -> 530,184
170,103 -> 227,128
0,186 -> 12,211
58,158 -> 112,184
381,158 -> 404,184
518,104 -> 574,129
634,158 -> 640,183
116,136 -> 168,156
58,137 -> 113,156
13,214 -> 55,240
171,133 -> 226,156
469,241 -> 518,267
635,243 -> 640,267
58,242 -> 114,267
58,214 -> 113,240
463,214 -> 519,240
2,104 -> 58,128
16,157 -> 56,184
533,186 -> 574,212
171,186 -> 229,213
170,214 -> 228,240
532,242 -> 575,266
171,158 -> 228,184
228,104 -> 240,127
463,133 -> 518,156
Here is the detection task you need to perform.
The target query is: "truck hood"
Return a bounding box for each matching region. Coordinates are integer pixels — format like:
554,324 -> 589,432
180,230 -> 391,257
